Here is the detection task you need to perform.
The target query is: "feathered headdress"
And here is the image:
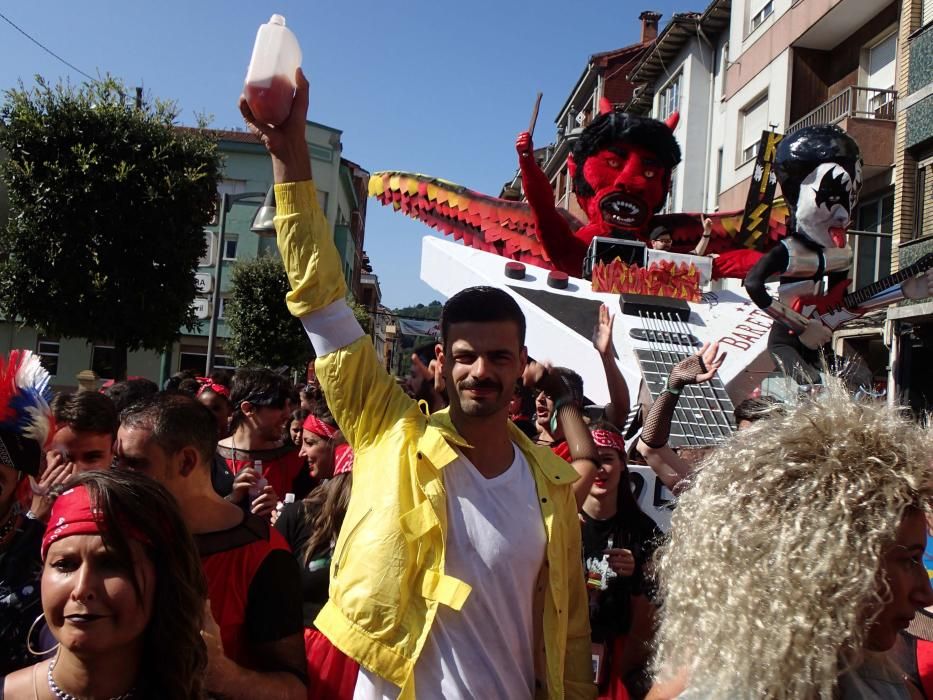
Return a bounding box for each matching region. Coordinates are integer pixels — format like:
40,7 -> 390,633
0,349 -> 55,476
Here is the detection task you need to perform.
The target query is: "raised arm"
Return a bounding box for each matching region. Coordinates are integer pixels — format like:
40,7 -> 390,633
516,132 -> 586,274
637,343 -> 726,489
690,217 -> 713,256
524,361 -> 600,509
592,304 -> 630,429
240,70 -> 412,450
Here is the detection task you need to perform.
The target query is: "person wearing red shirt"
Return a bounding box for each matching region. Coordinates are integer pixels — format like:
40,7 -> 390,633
115,393 -> 306,700
219,368 -> 312,517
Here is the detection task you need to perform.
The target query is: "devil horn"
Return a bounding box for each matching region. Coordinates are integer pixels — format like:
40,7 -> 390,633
598,97 -> 613,115
664,111 -> 680,131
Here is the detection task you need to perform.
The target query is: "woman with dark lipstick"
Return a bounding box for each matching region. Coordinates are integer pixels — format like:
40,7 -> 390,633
1,470 -> 208,699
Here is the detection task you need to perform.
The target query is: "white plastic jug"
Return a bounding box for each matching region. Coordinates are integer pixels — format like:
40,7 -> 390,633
244,14 -> 302,127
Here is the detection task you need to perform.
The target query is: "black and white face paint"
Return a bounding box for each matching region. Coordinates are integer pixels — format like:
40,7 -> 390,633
794,161 -> 861,249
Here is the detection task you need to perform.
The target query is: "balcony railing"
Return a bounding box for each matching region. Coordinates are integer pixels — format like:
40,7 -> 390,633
787,86 -> 897,133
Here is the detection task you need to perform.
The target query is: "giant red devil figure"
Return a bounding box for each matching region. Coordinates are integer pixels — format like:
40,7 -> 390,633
517,99 -> 765,279
368,99 -> 788,278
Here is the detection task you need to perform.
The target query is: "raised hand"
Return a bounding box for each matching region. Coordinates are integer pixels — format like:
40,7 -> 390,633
668,342 -> 726,390
592,304 -> 615,357
30,451 -> 75,521
515,131 -> 533,159
239,67 -> 312,183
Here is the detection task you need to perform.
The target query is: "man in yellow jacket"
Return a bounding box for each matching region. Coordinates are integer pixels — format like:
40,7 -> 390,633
241,69 -> 596,700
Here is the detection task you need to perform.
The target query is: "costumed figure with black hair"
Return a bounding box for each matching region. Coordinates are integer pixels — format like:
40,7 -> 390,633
0,350 -> 56,674
743,125 -> 933,385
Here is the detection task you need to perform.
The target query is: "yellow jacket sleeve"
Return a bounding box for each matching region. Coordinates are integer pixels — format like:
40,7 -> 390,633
274,181 -> 345,317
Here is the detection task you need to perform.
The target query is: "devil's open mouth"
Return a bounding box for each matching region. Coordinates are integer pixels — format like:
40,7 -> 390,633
600,193 -> 649,229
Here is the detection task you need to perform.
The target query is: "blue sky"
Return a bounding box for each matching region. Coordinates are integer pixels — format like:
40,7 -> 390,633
0,1 -> 697,307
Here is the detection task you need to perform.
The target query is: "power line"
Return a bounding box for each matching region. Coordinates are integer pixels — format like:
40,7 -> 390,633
0,10 -> 99,84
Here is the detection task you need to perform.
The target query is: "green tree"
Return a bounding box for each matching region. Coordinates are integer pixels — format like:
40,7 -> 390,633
225,254 -> 312,373
0,76 -> 221,379
392,299 -> 442,320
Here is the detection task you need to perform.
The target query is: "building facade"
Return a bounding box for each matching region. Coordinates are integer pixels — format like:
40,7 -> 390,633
886,0 -> 933,411
0,121 -> 369,390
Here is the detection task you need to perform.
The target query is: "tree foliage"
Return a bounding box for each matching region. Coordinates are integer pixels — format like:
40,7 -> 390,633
225,254 -> 312,373
0,76 -> 221,379
392,300 -> 442,320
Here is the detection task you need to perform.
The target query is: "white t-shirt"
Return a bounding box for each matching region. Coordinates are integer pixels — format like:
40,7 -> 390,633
353,443 -> 547,700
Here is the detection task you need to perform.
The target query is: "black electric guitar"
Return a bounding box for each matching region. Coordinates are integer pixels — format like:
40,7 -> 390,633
787,253 -> 933,331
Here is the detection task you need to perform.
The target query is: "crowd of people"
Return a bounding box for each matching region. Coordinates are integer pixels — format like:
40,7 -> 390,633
1,71 -> 932,700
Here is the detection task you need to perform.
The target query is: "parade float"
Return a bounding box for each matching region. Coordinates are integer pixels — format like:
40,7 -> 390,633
368,101 -> 933,526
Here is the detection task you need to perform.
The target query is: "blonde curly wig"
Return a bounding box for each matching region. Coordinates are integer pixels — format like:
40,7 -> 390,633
652,383 -> 933,699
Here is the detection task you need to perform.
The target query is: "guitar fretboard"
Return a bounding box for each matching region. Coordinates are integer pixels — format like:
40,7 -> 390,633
843,255 -> 933,309
633,311 -> 736,448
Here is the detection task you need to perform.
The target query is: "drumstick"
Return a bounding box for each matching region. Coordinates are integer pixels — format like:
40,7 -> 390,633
528,92 -> 542,139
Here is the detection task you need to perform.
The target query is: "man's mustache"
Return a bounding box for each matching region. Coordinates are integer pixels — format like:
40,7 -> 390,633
460,379 -> 502,392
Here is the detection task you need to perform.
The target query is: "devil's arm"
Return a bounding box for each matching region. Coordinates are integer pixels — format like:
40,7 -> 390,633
518,153 -> 586,274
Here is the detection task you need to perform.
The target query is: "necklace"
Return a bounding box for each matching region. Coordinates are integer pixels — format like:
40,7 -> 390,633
47,657 -> 135,700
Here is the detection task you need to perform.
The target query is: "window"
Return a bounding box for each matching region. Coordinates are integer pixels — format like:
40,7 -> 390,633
218,296 -> 229,320
739,94 -> 768,165
217,179 -> 247,199
91,344 -> 116,380
656,72 -> 682,121
719,42 -> 730,99
851,193 -> 893,291
715,147 -> 724,208
37,337 -> 60,376
865,32 -> 897,116
223,238 -> 238,261
664,167 -> 678,214
317,190 -> 329,213
179,352 -> 234,373
915,159 -> 933,240
749,0 -> 773,32
200,229 -> 215,267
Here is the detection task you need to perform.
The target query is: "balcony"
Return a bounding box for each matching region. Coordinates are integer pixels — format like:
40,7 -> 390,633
787,86 -> 896,175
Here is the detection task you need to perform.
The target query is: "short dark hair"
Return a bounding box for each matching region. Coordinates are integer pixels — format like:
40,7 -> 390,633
120,393 -> 218,465
734,396 -> 783,424
103,378 -> 160,414
52,392 -> 119,438
552,367 -> 585,406
228,368 -> 292,430
440,286 -> 526,349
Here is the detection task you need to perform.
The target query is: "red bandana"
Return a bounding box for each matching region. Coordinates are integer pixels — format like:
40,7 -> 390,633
303,414 -> 337,440
197,378 -> 231,399
41,484 -> 149,560
591,429 -> 627,453
333,443 -> 354,476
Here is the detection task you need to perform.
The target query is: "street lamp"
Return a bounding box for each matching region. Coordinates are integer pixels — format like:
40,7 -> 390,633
205,187 -> 276,375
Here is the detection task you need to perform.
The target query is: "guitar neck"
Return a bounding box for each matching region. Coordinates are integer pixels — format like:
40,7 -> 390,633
842,259 -> 928,308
